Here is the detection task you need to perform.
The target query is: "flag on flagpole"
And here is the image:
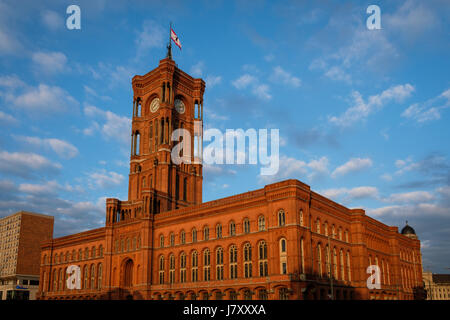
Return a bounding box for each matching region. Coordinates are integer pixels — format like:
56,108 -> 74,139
171,28 -> 182,50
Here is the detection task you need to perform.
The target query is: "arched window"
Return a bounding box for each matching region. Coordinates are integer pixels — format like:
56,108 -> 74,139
279,238 -> 287,274
332,225 -> 336,239
300,238 -> 305,274
52,269 -> 57,291
338,228 -> 343,241
203,249 -> 210,281
299,209 -> 304,226
229,221 -> 236,236
333,248 -> 338,279
258,241 -> 268,277
382,259 -> 386,285
159,256 -> 165,284
346,251 -> 351,281
316,219 -> 321,233
243,218 -> 250,234
230,245 -> 238,279
386,261 -> 390,285
84,265 -> 89,289
169,254 -> 175,284
317,244 -> 323,277
99,246 -> 103,257
78,249 -> 82,260
91,264 -> 96,289
278,210 -> 285,226
180,230 -> 186,244
98,263 -> 103,289
59,269 -> 63,291
258,215 -> 265,231
216,224 -> 222,239
192,251 -> 198,282
203,226 -> 209,241
324,222 -> 328,236
160,234 -> 164,248
124,260 -> 133,287
192,228 -> 197,243
170,233 -> 175,246
216,247 -> 224,280
180,252 -> 186,283
244,243 -> 252,278
325,245 -> 331,278
84,248 -> 89,260
340,250 -> 345,281
345,230 -> 349,242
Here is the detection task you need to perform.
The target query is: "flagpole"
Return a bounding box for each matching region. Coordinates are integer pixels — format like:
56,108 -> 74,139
167,22 -> 173,59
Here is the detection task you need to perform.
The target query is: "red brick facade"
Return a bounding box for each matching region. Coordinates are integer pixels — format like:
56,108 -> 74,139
37,57 -> 423,300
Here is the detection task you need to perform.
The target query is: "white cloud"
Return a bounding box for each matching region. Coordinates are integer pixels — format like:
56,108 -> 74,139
259,155 -> 329,184
0,74 -> 25,88
232,73 -> 272,100
135,20 -> 165,58
89,170 -> 124,189
4,82 -> 79,114
41,10 -> 63,31
0,150 -> 61,178
205,75 -> 222,88
384,191 -> 435,204
401,88 -> 450,123
252,84 -> 272,100
380,173 -> 393,181
32,51 -> 68,74
0,111 -> 17,124
329,84 -> 414,127
324,66 -> 351,84
190,61 -> 204,77
19,180 -> 65,195
83,105 -> 131,145
0,1 -> 21,55
321,186 -> 379,202
14,135 -> 79,159
331,157 -> 373,178
394,157 -> 420,175
384,0 -> 439,40
270,66 -> 301,87
232,74 -> 257,90
368,202 -> 449,218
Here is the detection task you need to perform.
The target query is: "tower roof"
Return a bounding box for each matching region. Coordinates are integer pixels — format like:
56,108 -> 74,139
401,221 -> 416,235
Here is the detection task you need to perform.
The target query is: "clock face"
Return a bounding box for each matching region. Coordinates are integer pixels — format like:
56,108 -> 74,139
150,98 -> 160,113
174,99 -> 185,114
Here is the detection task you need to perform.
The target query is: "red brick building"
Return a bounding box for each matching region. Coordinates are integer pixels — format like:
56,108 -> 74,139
37,53 -> 423,300
1,211 -> 53,300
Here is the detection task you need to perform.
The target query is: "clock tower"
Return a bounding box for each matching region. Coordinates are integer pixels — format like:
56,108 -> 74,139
118,55 -> 205,218
129,55 -> 205,214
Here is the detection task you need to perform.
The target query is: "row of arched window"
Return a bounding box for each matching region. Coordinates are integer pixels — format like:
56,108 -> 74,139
43,246 -> 104,265
314,243 -> 352,282
158,210 -> 351,249
400,264 -> 417,289
157,239 -> 288,285
313,218 -> 350,242
44,263 -> 103,292
114,236 -> 141,253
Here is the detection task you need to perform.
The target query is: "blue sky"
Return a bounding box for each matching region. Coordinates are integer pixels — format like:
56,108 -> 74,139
0,0 -> 449,273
